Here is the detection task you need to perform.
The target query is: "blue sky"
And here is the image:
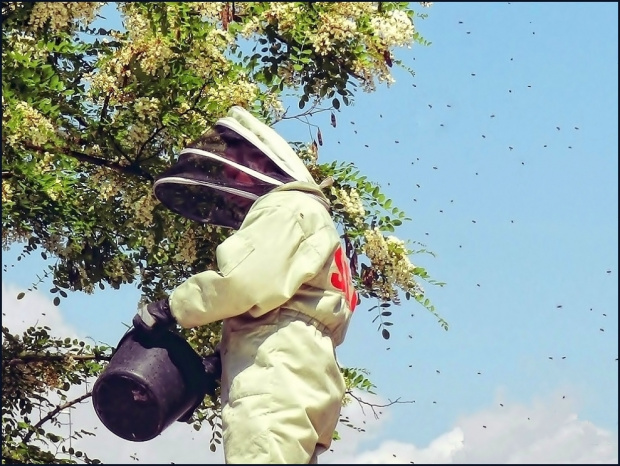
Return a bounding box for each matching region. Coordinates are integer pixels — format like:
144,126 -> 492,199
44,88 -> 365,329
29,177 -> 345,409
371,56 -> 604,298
3,2 -> 617,463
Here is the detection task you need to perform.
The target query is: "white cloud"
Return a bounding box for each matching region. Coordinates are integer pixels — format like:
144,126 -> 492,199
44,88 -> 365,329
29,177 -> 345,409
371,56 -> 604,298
63,397 -> 226,464
322,391 -> 393,462
2,282 -> 81,338
332,393 -> 618,464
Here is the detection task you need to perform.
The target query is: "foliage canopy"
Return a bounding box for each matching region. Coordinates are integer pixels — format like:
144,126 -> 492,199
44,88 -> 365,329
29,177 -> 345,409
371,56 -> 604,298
2,2 -> 443,463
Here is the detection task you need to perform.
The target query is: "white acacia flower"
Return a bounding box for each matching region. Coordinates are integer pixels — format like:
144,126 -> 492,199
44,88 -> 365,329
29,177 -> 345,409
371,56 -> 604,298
363,227 -> 421,299
29,2 -> 101,32
333,187 -> 366,227
370,10 -> 414,48
6,101 -> 55,147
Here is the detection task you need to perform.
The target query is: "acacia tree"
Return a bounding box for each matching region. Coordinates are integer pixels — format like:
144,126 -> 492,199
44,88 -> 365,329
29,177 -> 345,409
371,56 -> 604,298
1,2 -> 445,463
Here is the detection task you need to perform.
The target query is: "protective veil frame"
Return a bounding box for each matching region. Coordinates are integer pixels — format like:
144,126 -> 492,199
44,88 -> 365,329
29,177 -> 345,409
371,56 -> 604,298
152,115 -> 299,229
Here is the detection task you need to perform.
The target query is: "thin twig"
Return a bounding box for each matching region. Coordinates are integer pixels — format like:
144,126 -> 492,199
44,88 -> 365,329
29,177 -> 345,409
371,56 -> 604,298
347,390 -> 415,420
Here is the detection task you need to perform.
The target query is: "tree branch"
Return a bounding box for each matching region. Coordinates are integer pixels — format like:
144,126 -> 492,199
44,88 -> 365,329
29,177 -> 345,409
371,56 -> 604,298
136,123 -> 168,162
8,353 -> 111,366
23,391 -> 93,445
279,103 -> 332,123
22,142 -> 153,181
346,390 -> 415,420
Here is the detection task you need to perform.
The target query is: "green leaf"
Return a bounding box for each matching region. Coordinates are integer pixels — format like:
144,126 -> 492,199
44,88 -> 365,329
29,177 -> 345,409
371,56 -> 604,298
46,432 -> 62,442
53,297 -> 60,306
332,98 -> 340,110
17,292 -> 25,300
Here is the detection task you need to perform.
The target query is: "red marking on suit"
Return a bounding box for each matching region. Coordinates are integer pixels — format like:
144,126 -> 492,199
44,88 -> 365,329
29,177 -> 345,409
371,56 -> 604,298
330,246 -> 358,311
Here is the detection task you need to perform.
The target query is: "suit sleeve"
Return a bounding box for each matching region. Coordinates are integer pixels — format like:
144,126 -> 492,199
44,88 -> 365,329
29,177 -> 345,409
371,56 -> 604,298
168,204 -> 330,328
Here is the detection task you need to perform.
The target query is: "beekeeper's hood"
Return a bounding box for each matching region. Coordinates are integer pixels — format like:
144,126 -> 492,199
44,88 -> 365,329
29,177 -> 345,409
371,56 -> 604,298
153,106 -> 319,229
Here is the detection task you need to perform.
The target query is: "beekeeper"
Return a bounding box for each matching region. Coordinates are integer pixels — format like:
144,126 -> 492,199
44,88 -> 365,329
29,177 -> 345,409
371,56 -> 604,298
133,106 -> 358,464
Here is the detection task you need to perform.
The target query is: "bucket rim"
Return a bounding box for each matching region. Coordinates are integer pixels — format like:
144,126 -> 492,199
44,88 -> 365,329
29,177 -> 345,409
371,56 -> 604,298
92,372 -> 164,442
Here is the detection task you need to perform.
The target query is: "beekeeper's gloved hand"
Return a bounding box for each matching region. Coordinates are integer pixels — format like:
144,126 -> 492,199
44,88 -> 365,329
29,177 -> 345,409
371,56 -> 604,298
132,299 -> 176,334
177,348 -> 222,424
202,347 -> 222,381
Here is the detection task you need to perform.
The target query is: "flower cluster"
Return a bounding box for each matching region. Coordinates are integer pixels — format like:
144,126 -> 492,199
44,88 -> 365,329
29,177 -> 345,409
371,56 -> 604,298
130,191 -> 157,227
28,2 -> 100,32
263,2 -> 302,32
332,187 -> 366,227
86,70 -> 118,100
297,144 -> 318,165
86,9 -> 176,99
5,101 -> 55,147
104,256 -> 129,282
3,3 -> 21,14
240,16 -> 262,38
173,227 -> 198,264
35,151 -> 55,173
203,78 -> 259,113
90,167 -> 122,202
187,28 -> 233,80
79,267 -> 96,293
44,179 -> 63,202
3,32 -> 48,61
125,121 -> 151,147
370,10 -> 415,48
312,13 -> 358,56
31,362 -> 63,389
134,97 -> 161,121
136,37 -> 175,77
186,2 -> 225,20
262,92 -> 286,119
2,179 -> 13,204
363,227 -> 424,300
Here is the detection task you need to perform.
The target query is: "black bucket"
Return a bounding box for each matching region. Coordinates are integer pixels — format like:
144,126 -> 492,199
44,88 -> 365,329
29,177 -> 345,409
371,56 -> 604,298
92,328 -> 212,442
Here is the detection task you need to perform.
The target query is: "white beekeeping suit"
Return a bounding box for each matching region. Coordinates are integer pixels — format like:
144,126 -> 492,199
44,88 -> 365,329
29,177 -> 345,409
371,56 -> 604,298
152,106 -> 358,463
